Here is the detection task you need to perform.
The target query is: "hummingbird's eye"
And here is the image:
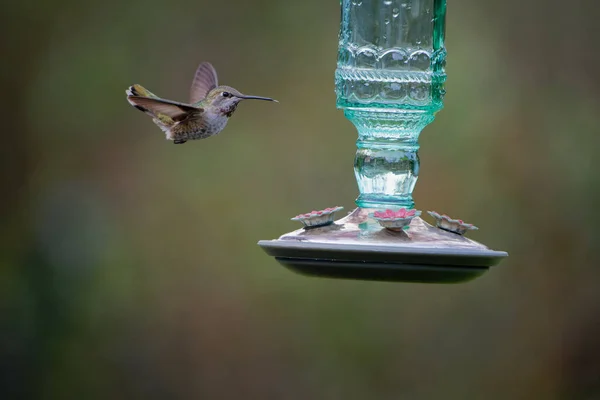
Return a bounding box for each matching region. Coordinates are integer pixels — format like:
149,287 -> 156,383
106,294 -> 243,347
222,92 -> 231,98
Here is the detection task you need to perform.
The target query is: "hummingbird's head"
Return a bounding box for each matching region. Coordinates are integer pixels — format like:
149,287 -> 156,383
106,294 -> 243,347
205,86 -> 277,117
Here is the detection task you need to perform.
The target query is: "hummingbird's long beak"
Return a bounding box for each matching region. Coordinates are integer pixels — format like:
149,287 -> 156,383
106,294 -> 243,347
239,95 -> 278,102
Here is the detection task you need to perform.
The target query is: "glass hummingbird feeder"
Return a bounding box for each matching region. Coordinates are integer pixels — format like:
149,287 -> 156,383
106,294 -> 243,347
258,0 -> 508,283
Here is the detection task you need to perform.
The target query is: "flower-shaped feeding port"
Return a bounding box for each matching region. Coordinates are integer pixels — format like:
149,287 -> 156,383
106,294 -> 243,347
291,206 -> 344,229
427,211 -> 479,236
372,208 -> 422,232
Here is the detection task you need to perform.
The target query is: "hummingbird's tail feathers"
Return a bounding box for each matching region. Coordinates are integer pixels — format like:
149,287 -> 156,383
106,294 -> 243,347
126,85 -> 165,117
126,84 -> 159,99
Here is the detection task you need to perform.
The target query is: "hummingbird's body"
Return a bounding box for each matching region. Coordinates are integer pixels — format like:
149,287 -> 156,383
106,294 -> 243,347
126,62 -> 276,144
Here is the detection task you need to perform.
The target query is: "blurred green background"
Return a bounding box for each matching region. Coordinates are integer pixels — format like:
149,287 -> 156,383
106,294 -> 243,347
2,0 -> 600,398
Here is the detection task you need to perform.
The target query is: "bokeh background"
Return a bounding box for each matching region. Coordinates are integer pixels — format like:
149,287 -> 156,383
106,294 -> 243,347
2,0 -> 600,398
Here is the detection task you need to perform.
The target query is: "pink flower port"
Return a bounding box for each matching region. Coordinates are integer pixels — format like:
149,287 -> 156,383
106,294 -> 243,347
291,206 -> 344,229
427,211 -> 478,235
372,208 -> 421,231
373,208 -> 417,220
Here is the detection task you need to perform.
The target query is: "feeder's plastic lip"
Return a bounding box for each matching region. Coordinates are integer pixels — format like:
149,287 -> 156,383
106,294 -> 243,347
258,239 -> 507,268
258,240 -> 508,284
257,239 -> 503,283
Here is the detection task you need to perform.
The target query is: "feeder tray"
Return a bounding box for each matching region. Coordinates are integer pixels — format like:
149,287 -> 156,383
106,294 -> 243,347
259,208 -> 506,283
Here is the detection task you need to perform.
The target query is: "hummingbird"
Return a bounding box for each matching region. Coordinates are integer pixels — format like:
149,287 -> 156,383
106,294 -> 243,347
126,62 -> 277,144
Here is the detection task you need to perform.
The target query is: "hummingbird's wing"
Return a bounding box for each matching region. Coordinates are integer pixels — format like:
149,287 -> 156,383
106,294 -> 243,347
127,96 -> 200,121
189,62 -> 218,104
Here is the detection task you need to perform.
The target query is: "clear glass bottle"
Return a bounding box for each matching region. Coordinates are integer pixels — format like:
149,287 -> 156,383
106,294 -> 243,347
336,0 -> 447,209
